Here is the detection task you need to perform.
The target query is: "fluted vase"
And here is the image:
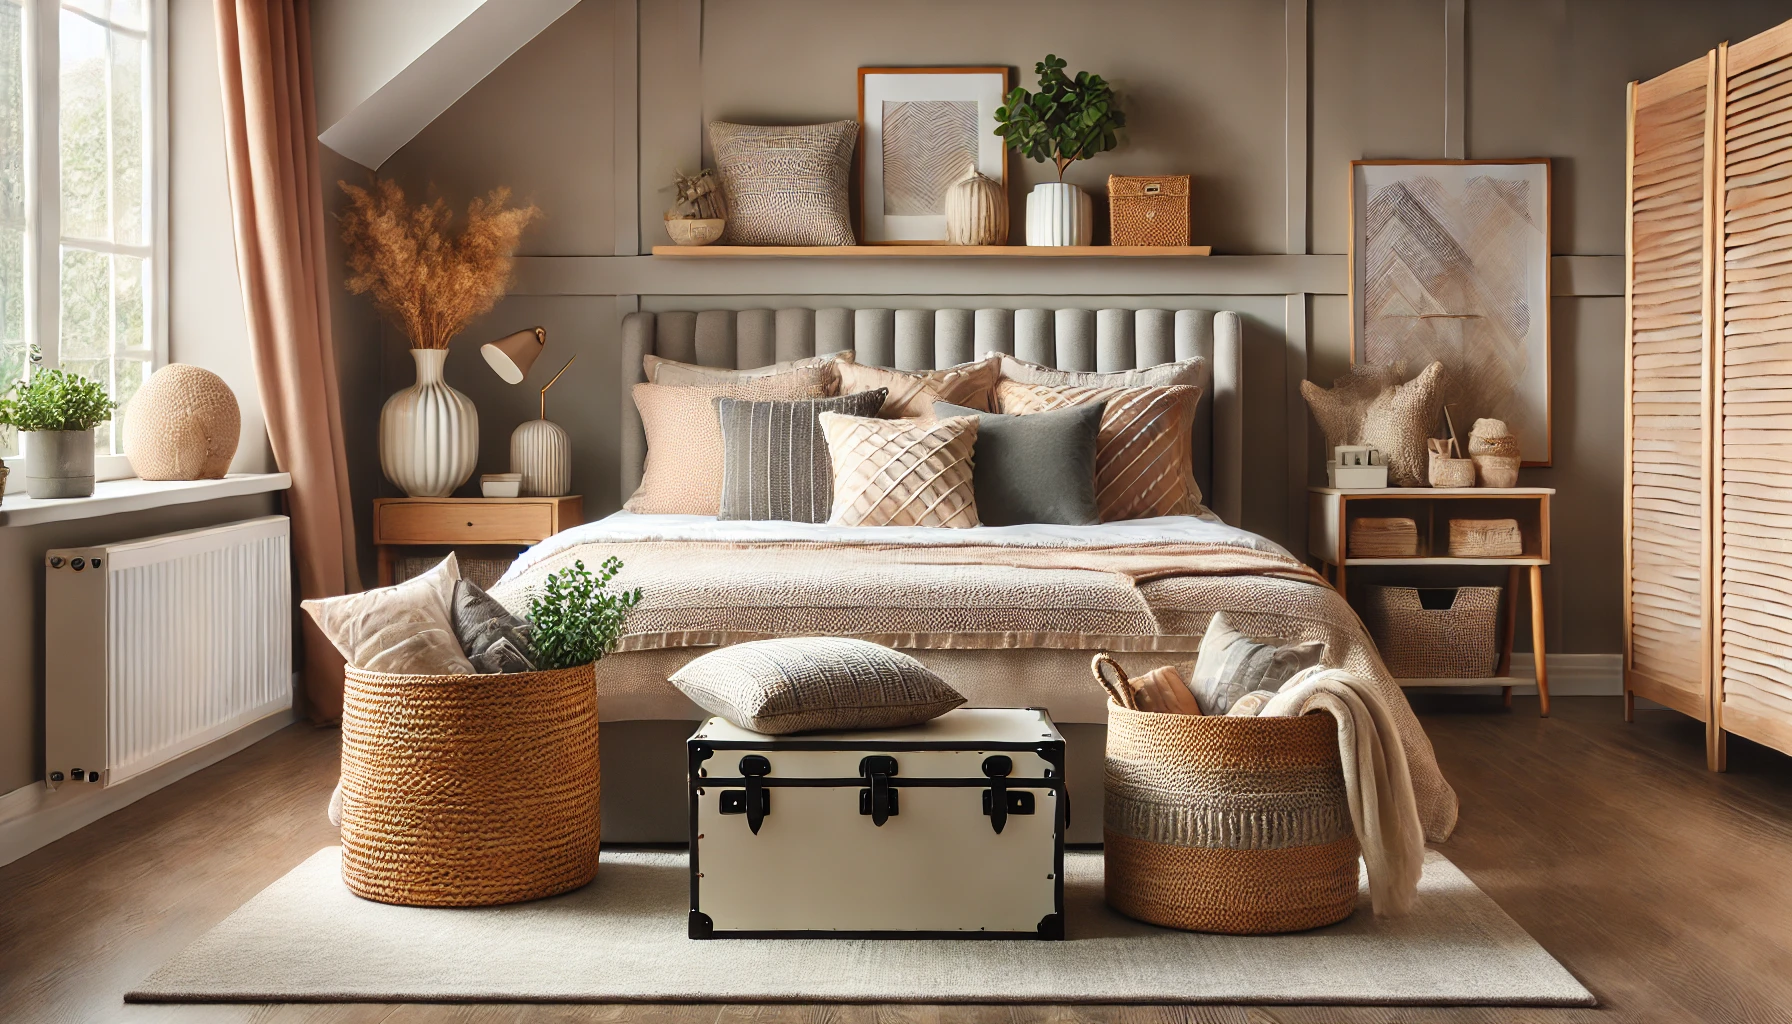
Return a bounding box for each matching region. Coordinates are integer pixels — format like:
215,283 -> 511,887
1025,182 -> 1093,246
380,348 -> 478,498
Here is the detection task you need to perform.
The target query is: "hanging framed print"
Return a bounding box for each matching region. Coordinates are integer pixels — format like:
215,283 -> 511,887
858,66 -> 1010,243
1350,159 -> 1553,465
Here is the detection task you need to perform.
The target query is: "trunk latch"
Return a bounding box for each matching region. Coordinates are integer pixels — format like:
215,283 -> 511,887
858,755 -> 899,825
982,754 -> 1036,833
722,754 -> 772,834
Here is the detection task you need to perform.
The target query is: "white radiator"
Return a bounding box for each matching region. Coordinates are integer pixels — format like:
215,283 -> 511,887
44,516 -> 293,789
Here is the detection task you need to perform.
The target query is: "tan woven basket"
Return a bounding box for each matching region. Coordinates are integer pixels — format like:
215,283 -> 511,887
340,662 -> 600,906
1108,174 -> 1190,246
1362,585 -> 1502,678
1102,696 -> 1359,934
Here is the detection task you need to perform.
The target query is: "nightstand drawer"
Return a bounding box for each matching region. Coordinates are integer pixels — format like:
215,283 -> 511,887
376,501 -> 557,545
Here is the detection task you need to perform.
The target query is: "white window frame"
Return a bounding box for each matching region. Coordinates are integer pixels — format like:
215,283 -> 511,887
4,0 -> 168,485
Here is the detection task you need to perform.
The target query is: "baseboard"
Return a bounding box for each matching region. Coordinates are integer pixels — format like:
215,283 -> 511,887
1404,653 -> 1623,697
0,708 -> 296,869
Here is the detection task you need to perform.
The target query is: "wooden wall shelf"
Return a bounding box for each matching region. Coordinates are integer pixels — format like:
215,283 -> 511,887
650,245 -> 1213,258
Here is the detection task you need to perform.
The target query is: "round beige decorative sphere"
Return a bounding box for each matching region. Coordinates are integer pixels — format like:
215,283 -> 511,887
123,364 -> 241,480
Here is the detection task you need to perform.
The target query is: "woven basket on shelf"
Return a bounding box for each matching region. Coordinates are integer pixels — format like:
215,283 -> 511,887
1101,672 -> 1359,934
1362,585 -> 1502,678
340,662 -> 600,907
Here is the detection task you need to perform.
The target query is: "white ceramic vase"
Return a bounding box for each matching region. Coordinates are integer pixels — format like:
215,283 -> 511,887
510,418 -> 572,497
1025,182 -> 1093,246
380,348 -> 478,498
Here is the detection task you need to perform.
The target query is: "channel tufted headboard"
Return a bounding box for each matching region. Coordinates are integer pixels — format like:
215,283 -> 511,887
620,307 -> 1244,525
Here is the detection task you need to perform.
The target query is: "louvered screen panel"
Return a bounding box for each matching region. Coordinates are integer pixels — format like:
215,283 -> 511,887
1718,23 -> 1792,758
1626,55 -> 1716,720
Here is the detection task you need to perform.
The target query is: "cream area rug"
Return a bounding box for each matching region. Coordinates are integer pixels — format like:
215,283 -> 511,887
130,848 -> 1593,1006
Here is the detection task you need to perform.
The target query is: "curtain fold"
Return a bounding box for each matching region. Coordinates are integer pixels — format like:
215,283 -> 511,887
215,0 -> 361,721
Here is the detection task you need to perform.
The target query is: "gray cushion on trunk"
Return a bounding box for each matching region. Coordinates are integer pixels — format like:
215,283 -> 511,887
933,399 -> 1103,526
670,637 -> 966,735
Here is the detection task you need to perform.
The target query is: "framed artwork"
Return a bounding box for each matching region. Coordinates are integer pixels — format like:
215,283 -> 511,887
1350,159 -> 1553,465
858,66 -> 1010,243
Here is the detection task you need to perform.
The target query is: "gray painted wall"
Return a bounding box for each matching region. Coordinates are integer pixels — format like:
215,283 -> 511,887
349,0 -> 1791,663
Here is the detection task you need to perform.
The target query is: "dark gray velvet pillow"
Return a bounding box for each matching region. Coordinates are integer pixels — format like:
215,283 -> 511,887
451,579 -> 539,674
716,389 -> 886,523
933,399 -> 1104,526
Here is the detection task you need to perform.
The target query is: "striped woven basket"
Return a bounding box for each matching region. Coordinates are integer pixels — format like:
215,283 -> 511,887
340,662 -> 601,907
1102,687 -> 1359,934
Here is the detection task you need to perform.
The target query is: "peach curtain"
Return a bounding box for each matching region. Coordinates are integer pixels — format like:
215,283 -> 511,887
215,0 -> 360,721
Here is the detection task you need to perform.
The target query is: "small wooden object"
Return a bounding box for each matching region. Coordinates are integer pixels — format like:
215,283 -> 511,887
1349,517 -> 1419,558
1108,175 -> 1191,246
1449,518 -> 1523,557
373,495 -> 583,586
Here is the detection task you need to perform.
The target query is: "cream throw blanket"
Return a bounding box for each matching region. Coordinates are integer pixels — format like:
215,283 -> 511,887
1248,667 -> 1426,917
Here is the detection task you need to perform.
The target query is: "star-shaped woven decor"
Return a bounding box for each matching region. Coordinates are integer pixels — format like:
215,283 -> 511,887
1301,362 -> 1446,486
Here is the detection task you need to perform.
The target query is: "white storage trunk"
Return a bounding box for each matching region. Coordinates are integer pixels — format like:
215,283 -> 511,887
688,708 -> 1067,939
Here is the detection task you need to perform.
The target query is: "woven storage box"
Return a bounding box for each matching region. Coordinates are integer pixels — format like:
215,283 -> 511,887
1108,175 -> 1190,246
1362,585 -> 1502,678
340,662 -> 600,906
1349,517 -> 1419,558
1104,701 -> 1359,934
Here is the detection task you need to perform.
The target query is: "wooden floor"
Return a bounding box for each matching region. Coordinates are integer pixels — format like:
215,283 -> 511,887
3,695 -> 1791,1023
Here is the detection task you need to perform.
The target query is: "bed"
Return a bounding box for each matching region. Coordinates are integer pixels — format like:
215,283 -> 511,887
489,306 -> 1458,845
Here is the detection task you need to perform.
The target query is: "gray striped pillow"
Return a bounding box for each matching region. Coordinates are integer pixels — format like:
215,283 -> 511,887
1190,613 -> 1328,715
670,637 -> 966,734
715,389 -> 887,522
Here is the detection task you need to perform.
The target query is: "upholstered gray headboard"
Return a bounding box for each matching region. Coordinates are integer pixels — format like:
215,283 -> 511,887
620,307 -> 1244,525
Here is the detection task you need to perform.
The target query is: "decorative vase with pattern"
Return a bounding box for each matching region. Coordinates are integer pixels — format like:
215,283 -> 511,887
1025,182 -> 1093,246
380,349 -> 478,498
510,418 -> 572,497
945,167 -> 1008,245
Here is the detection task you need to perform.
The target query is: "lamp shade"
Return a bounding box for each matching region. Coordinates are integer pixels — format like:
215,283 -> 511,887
481,327 -> 546,384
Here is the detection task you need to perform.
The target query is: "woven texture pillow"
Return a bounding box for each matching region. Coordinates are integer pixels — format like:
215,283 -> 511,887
1300,362 -> 1445,487
995,380 -> 1202,521
997,353 -> 1204,390
670,637 -> 965,734
709,120 -> 857,246
645,350 -> 852,390
1191,612 -> 1327,715
302,554 -> 473,675
817,411 -> 980,528
933,399 -> 1103,526
626,368 -> 830,515
838,355 -> 1000,418
716,389 -> 888,523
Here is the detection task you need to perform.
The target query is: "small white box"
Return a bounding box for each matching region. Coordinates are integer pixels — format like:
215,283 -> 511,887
480,473 -> 522,498
1327,461 -> 1389,488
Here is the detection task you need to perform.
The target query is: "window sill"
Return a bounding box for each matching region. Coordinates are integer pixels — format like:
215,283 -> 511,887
0,473 -> 292,527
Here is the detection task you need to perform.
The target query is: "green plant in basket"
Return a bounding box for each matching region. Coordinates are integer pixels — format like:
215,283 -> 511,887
527,557 -> 642,670
993,54 -> 1126,181
0,349 -> 116,432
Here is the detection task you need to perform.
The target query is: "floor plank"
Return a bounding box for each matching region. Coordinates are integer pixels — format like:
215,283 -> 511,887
1,697 -> 1789,1023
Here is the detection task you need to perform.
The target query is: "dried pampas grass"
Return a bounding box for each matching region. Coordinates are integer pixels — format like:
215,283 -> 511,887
339,179 -> 540,350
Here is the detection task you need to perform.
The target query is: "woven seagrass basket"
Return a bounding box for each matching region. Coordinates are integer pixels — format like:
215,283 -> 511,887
1362,585 -> 1502,678
340,662 -> 600,907
1103,698 -> 1360,934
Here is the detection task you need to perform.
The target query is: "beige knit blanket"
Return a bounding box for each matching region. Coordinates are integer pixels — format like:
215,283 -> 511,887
492,520 -> 1459,842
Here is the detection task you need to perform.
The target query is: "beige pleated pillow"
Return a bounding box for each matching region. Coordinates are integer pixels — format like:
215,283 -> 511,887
301,554 -> 473,675
817,411 -> 980,528
626,368 -> 830,515
996,380 -> 1203,521
838,355 -> 1001,419
644,350 -> 853,390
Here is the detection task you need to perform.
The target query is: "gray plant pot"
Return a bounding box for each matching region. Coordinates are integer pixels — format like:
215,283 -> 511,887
25,429 -> 96,498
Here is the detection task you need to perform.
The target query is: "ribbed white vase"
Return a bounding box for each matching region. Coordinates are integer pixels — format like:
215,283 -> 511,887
380,348 -> 478,498
510,418 -> 572,497
1025,182 -> 1093,246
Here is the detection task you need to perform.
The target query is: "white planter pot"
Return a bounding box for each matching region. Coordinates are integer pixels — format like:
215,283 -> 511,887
24,429 -> 96,498
510,418 -> 572,497
1025,182 -> 1093,246
380,348 -> 479,498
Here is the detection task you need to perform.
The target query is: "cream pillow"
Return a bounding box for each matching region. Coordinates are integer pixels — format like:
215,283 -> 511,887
997,353 -> 1204,389
817,411 -> 980,528
301,554 -> 473,675
626,368 -> 830,515
837,355 -> 1000,419
644,350 -> 853,390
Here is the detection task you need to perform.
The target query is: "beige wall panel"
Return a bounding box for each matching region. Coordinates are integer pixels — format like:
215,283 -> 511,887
320,144 -> 384,588
698,0 -> 1289,254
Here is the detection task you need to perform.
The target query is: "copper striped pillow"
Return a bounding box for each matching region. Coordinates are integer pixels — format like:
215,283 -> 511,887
994,380 -> 1203,521
816,412 -> 981,528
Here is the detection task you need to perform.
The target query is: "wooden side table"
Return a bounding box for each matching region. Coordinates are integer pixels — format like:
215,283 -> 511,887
373,496 -> 583,586
1308,486 -> 1555,716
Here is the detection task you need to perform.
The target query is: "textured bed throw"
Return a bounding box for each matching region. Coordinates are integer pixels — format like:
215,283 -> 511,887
1252,667 -> 1427,917
490,513 -> 1460,842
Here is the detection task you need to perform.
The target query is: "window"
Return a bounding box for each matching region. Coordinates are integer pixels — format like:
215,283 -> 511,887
0,0 -> 165,471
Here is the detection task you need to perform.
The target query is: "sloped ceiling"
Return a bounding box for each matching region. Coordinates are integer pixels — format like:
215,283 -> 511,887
311,0 -> 583,170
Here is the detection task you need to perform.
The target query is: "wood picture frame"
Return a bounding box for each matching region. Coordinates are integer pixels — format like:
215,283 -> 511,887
1348,158 -> 1554,466
857,66 -> 1011,244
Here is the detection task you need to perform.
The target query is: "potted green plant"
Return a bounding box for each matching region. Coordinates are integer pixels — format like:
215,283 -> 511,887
993,54 -> 1127,246
0,351 -> 117,498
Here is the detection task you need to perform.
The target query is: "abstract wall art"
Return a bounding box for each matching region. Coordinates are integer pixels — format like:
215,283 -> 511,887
859,67 -> 1009,243
1350,159 -> 1553,465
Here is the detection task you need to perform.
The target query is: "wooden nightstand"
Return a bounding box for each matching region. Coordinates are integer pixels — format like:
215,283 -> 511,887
1308,486 -> 1554,716
372,496 -> 583,586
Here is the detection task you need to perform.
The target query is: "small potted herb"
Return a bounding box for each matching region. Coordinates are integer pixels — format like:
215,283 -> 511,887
0,351 -> 117,498
528,557 -> 643,670
993,55 -> 1127,246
